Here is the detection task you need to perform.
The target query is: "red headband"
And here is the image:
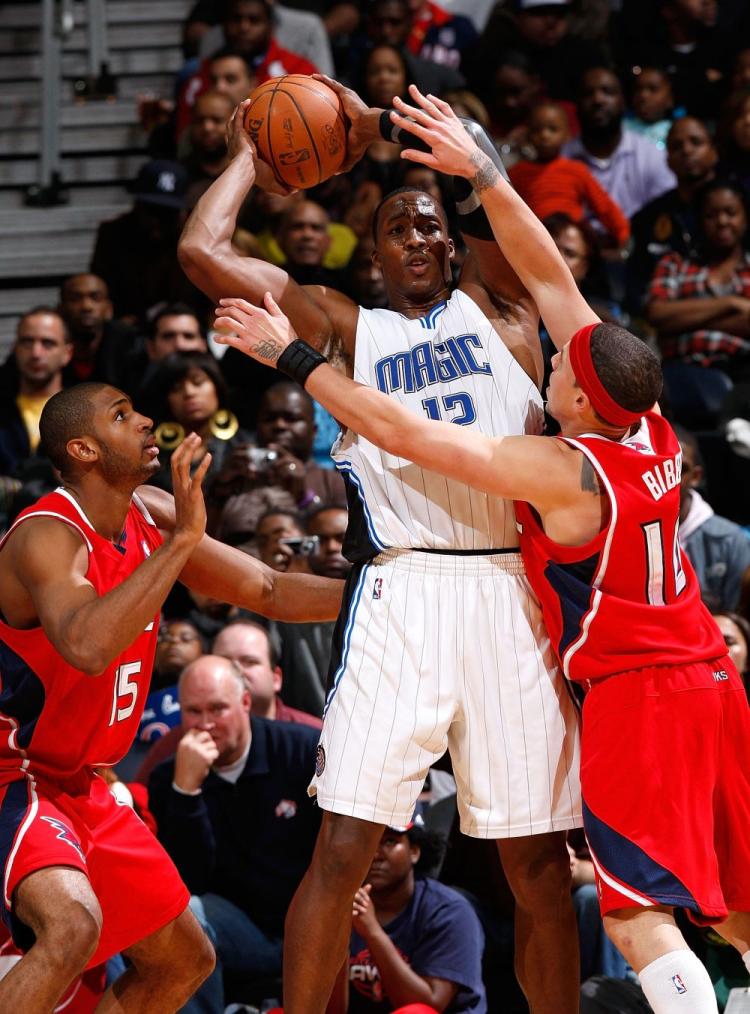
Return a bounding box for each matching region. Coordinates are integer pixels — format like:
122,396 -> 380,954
568,323 -> 642,428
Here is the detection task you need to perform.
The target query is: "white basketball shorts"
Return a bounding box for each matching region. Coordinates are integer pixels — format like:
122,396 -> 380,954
310,548 -> 582,838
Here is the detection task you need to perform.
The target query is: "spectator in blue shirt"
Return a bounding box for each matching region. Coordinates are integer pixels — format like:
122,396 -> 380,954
329,823 -> 486,1013
564,66 -> 676,219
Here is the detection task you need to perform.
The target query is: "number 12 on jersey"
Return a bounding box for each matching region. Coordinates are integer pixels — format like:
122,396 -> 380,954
422,392 -> 476,426
109,661 -> 140,726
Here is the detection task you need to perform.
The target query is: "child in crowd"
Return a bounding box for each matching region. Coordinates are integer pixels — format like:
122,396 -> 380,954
624,66 -> 677,149
508,101 -> 630,249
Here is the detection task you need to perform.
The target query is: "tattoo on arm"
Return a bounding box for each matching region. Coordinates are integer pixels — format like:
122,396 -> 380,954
469,152 -> 500,194
580,456 -> 604,496
253,338 -> 283,362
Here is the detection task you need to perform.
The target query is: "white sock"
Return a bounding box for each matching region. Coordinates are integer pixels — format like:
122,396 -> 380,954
638,949 -> 719,1013
742,949 -> 750,975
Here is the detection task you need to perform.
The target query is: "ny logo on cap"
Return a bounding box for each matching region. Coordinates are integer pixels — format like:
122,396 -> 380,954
157,171 -> 176,193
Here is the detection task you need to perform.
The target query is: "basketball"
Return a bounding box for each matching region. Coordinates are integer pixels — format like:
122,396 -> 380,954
243,75 -> 347,190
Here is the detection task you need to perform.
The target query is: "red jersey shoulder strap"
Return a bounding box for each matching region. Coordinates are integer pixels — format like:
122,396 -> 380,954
0,488 -> 95,554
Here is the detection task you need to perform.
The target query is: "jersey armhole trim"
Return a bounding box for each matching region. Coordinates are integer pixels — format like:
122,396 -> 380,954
132,492 -> 158,527
0,511 -> 94,554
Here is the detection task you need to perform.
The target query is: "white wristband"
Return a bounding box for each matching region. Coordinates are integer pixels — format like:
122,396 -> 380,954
171,781 -> 202,797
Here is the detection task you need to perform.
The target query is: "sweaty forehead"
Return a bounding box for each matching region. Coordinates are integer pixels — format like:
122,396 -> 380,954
385,194 -> 440,221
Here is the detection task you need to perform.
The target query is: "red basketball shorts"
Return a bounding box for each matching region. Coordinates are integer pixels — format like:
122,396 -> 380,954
0,768 -> 189,966
580,656 -> 750,925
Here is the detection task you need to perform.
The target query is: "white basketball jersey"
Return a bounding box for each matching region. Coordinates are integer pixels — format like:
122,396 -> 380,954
332,288 -> 544,557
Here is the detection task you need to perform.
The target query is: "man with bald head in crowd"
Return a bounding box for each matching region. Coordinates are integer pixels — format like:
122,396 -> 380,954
148,653 -> 322,1011
628,117 -> 719,311
0,308 -> 72,480
276,200 -> 342,288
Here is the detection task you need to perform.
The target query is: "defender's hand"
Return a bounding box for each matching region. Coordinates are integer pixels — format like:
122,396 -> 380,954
313,74 -> 382,172
214,291 -> 298,368
391,85 -> 483,180
174,729 -> 219,793
170,434 -> 211,546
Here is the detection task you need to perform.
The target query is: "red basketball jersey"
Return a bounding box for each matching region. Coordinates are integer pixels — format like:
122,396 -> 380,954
0,489 -> 162,780
515,412 -> 726,683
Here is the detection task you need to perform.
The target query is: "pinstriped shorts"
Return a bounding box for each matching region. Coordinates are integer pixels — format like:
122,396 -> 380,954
310,549 -> 582,838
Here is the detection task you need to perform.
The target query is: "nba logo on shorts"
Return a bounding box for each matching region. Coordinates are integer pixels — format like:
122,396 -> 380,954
373,578 -> 383,600
671,974 -> 687,994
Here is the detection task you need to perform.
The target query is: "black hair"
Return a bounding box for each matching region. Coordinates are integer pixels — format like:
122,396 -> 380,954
717,85 -> 750,161
576,63 -> 623,96
149,303 -> 204,341
259,379 -> 315,415
694,177 -> 750,252
695,176 -> 749,217
672,423 -> 702,465
39,382 -> 111,477
588,324 -> 663,416
371,186 -> 448,244
255,507 -> 306,531
208,45 -> 256,77
141,351 -> 228,423
226,0 -> 272,18
306,502 -> 347,527
407,824 -> 448,878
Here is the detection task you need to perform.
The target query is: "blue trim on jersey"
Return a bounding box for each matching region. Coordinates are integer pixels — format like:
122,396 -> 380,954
0,642 -> 46,751
335,462 -> 387,553
583,799 -> 702,915
419,300 -> 447,329
544,554 -> 600,659
323,563 -> 370,719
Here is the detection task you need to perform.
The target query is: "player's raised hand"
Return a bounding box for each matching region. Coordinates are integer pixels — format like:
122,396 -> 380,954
214,291 -> 299,368
227,101 -> 296,196
174,729 -> 220,793
391,85 -> 483,180
312,74 -> 380,173
170,433 -> 211,547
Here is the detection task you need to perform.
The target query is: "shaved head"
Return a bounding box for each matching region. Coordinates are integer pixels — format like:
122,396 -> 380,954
39,382 -> 111,476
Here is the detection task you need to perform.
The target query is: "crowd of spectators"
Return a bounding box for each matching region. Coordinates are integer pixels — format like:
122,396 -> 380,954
3,0 -> 750,1010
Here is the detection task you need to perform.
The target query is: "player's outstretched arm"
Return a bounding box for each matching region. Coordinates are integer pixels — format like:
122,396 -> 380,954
214,293 -> 575,509
178,101 -> 351,355
137,485 -> 343,622
10,437 -> 210,675
391,86 -> 600,350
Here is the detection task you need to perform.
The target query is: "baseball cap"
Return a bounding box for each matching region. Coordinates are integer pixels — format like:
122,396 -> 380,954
131,160 -> 188,209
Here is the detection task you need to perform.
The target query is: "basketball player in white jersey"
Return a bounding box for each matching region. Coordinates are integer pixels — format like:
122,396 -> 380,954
179,87 -> 582,1014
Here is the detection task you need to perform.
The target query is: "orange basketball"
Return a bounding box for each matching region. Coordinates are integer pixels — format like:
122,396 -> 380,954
243,75 -> 347,190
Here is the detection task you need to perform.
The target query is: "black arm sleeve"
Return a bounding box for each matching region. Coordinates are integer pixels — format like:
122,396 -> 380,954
378,112 -> 509,241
